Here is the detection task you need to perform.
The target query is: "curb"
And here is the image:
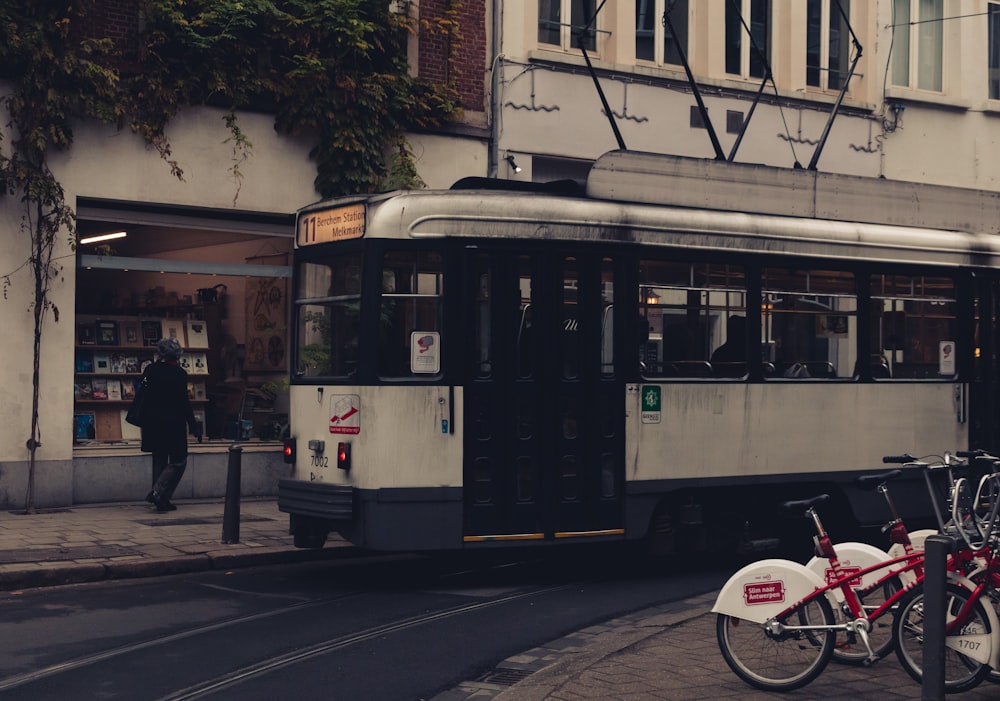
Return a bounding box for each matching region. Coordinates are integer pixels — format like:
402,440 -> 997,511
0,546 -> 347,592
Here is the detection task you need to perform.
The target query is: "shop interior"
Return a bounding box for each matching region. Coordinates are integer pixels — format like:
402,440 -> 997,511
73,206 -> 293,446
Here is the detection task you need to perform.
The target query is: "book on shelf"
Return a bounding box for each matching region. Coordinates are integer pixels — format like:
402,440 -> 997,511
189,351 -> 209,375
75,349 -> 94,373
91,378 -> 108,400
125,354 -> 139,374
74,381 -> 92,400
77,322 -> 96,345
96,319 -> 119,345
93,352 -> 111,373
185,319 -> 210,348
107,379 -> 122,401
74,412 -> 96,441
110,352 -> 127,373
121,320 -> 142,346
119,410 -> 141,441
161,319 -> 184,346
139,353 -> 155,373
121,378 -> 136,400
142,320 -> 162,346
187,381 -> 207,401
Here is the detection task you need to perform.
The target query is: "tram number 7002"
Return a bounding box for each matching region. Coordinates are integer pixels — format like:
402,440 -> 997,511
310,455 -> 330,468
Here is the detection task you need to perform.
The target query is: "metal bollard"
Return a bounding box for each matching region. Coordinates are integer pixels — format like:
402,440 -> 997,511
921,533 -> 954,701
221,443 -> 243,544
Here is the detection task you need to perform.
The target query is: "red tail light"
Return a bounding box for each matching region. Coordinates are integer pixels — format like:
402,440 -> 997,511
283,438 -> 296,464
337,442 -> 351,471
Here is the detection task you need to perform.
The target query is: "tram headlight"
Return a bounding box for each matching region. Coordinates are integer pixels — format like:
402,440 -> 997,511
337,441 -> 351,471
283,438 -> 296,464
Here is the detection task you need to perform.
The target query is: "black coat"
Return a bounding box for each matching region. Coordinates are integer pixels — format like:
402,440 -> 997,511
140,360 -> 198,455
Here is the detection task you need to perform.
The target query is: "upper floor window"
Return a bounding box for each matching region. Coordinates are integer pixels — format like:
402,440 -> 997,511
807,0 -> 852,90
636,0 -> 688,66
726,0 -> 771,79
990,2 -> 1000,99
539,0 -> 597,52
891,0 -> 943,92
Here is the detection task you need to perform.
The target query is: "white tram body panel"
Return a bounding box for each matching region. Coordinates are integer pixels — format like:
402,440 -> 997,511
627,383 -> 965,482
287,385 -> 463,490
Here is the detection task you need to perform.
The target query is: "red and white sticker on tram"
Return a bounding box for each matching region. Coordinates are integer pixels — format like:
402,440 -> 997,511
330,394 -> 361,435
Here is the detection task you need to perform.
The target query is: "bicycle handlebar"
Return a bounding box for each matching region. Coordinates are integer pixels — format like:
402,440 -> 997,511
882,454 -> 916,464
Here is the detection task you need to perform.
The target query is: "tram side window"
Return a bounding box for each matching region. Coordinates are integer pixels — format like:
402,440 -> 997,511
638,260 -> 746,378
871,273 -> 957,379
294,254 -> 362,378
378,250 -> 443,378
762,268 -> 856,379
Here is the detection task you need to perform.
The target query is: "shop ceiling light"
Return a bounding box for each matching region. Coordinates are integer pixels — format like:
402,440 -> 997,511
80,231 -> 127,245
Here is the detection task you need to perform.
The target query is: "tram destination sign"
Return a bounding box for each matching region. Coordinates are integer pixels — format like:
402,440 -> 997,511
298,204 -> 365,246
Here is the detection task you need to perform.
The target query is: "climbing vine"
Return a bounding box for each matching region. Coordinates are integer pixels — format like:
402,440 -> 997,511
0,0 -> 461,509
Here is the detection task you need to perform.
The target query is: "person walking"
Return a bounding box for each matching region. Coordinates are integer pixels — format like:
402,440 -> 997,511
142,337 -> 202,512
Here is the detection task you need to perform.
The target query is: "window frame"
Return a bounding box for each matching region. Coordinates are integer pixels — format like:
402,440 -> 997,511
806,0 -> 854,91
635,0 -> 690,67
538,0 -> 599,53
989,2 -> 1000,100
726,0 -> 772,80
890,0 -> 944,93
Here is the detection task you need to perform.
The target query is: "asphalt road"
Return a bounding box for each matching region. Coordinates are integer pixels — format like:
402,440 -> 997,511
0,549 -> 729,700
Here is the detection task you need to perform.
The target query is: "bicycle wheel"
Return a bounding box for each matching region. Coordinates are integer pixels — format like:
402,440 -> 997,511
829,575 -> 902,665
716,595 -> 835,692
893,582 -> 993,693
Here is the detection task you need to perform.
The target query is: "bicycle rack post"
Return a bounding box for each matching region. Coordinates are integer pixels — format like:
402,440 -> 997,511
221,443 -> 243,544
921,533 -> 954,701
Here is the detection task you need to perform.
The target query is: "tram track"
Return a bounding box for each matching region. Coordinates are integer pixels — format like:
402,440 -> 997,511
155,582 -> 576,701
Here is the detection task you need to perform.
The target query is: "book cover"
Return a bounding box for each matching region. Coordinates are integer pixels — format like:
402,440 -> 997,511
120,378 -> 136,400
189,352 -> 209,374
107,379 -> 122,401
91,378 -> 108,400
93,352 -> 111,373
185,319 -> 210,348
161,319 -> 184,346
77,322 -> 97,345
74,412 -> 96,441
96,319 -> 119,345
139,353 -> 155,373
119,410 -> 141,441
178,355 -> 192,372
141,320 -> 161,346
125,354 -> 139,374
192,382 -> 206,401
110,352 -> 127,373
74,381 -> 92,400
75,349 -> 94,373
121,321 -> 142,346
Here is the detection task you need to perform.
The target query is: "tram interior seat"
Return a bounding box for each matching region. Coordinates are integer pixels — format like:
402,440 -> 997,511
665,360 -> 714,377
804,361 -> 837,378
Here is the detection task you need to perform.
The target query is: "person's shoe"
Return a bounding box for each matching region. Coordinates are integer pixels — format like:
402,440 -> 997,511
145,491 -> 155,504
163,500 -> 178,512
150,491 -> 171,512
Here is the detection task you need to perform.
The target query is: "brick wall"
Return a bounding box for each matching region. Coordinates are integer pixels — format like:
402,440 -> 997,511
419,0 -> 487,113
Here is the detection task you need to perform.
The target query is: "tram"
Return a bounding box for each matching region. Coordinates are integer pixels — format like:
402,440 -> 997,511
277,150 -> 1000,556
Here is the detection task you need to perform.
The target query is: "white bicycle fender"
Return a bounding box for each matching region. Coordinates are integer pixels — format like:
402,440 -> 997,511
943,572 -> 1000,669
712,559 -> 826,624
805,542 -> 891,602
887,529 -> 936,558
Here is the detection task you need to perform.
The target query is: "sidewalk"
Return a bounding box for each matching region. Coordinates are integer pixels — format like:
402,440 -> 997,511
1,501 -> 997,700
0,497 -> 347,591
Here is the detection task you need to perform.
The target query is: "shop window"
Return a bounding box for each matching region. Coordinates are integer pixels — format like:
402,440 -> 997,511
762,268 -> 856,379
639,260 -> 747,379
872,273 -> 957,379
294,254 -> 362,378
377,250 -> 443,378
989,2 -> 1000,99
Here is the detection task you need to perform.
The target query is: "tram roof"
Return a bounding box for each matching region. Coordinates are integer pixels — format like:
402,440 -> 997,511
297,151 -> 1000,269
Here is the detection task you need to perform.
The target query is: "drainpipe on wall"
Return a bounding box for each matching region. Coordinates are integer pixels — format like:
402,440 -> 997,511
488,0 -> 503,178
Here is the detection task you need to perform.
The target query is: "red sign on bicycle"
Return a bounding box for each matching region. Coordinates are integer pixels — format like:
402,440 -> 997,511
743,581 -> 785,605
824,566 -> 862,587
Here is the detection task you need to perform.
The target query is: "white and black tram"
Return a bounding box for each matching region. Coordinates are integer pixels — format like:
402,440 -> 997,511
278,150 -> 1000,556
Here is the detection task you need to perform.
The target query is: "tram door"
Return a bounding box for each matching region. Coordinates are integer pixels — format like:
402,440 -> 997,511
463,248 -> 626,544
